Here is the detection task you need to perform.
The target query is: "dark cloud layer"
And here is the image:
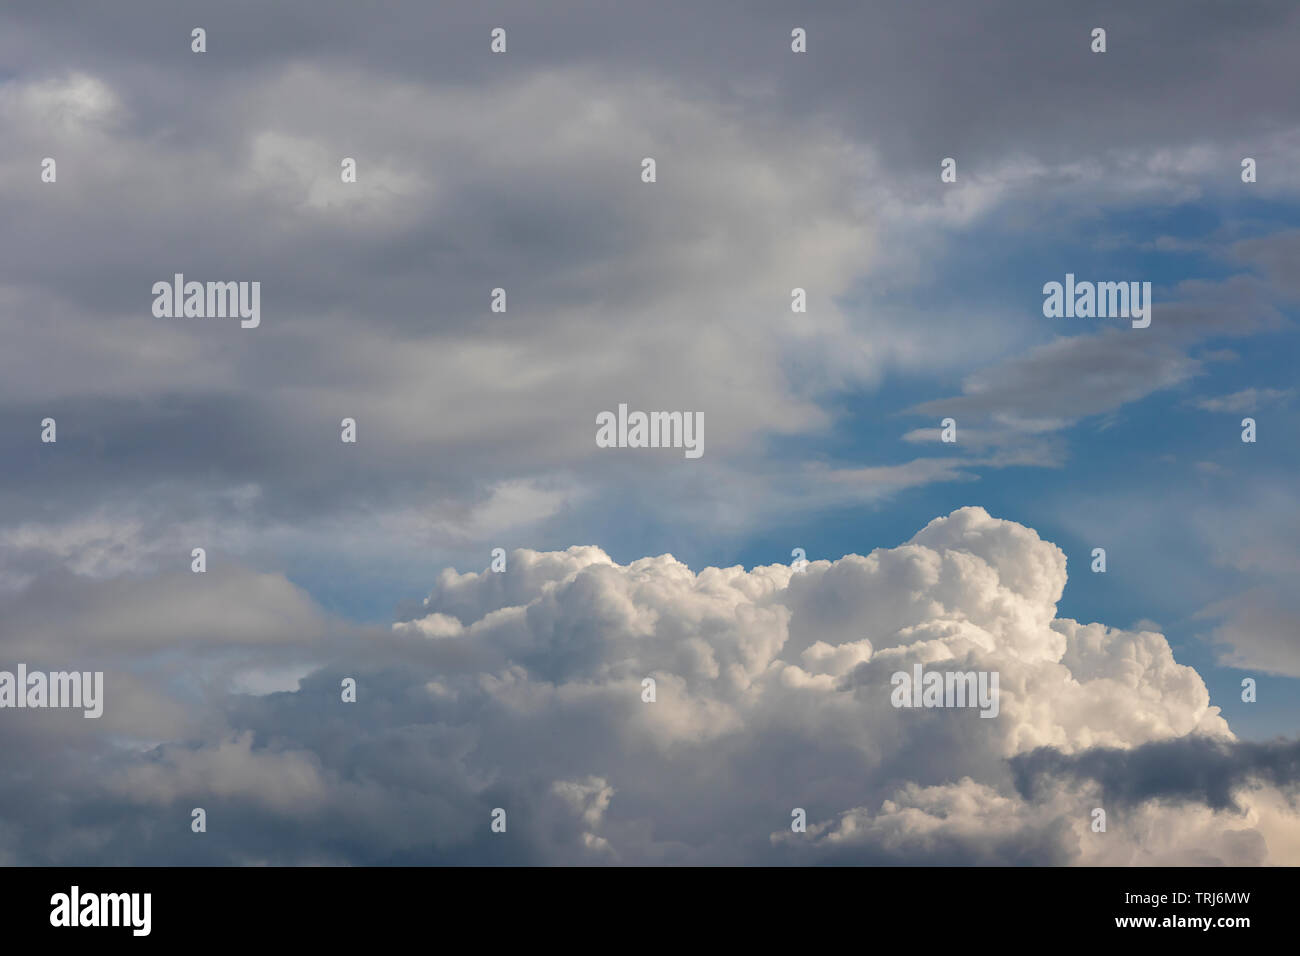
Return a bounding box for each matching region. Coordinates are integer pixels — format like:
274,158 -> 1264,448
1012,736 -> 1300,813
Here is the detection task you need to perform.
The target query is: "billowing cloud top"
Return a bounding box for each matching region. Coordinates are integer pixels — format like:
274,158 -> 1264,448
12,505 -> 1281,867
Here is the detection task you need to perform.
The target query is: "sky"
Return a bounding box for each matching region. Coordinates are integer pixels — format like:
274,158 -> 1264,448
0,0 -> 1297,865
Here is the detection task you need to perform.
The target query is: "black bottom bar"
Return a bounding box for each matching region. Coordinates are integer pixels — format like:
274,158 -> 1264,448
2,866 -> 1284,942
